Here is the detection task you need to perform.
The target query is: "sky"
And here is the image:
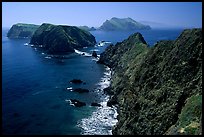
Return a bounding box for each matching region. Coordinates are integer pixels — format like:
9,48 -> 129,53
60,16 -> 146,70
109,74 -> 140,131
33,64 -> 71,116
2,2 -> 202,28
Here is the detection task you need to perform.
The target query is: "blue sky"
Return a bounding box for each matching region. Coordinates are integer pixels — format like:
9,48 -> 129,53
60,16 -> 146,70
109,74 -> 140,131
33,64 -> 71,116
2,2 -> 202,28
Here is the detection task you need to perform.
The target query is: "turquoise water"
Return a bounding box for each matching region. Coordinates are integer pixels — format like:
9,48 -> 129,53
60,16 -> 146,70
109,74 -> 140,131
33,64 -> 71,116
2,28 -> 183,135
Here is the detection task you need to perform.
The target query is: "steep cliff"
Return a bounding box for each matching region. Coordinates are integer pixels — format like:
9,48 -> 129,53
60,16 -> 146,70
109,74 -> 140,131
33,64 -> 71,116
7,23 -> 39,38
98,28 -> 202,135
30,23 -> 96,54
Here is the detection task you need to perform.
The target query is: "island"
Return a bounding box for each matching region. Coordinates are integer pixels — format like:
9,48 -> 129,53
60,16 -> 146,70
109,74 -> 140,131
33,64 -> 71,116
7,23 -> 40,38
77,26 -> 96,31
30,23 -> 96,54
98,17 -> 151,31
98,28 -> 202,135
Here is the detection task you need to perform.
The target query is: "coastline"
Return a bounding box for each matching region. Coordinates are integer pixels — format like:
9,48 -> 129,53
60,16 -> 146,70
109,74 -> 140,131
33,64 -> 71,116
77,66 -> 118,135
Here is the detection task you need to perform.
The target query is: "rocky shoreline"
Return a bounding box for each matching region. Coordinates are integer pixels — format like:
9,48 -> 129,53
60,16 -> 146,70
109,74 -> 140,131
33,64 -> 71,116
98,28 -> 202,135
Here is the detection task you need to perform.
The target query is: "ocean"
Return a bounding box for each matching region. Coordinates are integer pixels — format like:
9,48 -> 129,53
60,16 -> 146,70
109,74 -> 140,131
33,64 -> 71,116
2,28 -> 183,135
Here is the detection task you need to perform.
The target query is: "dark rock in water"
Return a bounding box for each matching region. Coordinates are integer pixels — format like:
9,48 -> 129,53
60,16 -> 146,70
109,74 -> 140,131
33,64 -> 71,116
82,53 -> 85,55
72,88 -> 89,93
70,99 -> 86,107
92,51 -> 98,58
70,79 -> 83,84
107,97 -> 118,107
103,87 -> 114,95
7,23 -> 39,38
30,23 -> 96,54
91,102 -> 101,107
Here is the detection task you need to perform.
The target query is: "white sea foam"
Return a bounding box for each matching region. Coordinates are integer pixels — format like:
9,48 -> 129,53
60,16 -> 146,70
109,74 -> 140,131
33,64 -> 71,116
74,49 -> 92,57
24,43 -> 29,46
66,87 -> 73,91
66,87 -> 73,90
65,99 -> 75,106
45,56 -> 52,59
41,52 -> 45,55
97,41 -> 112,47
92,58 -> 99,61
77,66 -> 118,135
90,49 -> 100,52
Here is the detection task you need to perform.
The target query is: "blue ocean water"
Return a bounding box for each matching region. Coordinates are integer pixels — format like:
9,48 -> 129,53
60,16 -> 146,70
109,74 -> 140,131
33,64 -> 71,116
2,28 -> 183,135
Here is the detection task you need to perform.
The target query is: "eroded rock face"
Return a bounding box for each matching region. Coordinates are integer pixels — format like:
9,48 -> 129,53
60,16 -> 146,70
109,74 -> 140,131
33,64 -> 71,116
30,23 -> 96,54
7,23 -> 39,38
99,28 -> 202,135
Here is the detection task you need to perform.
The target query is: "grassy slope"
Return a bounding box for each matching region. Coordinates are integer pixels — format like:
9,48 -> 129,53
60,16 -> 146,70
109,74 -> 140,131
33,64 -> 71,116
99,28 -> 202,135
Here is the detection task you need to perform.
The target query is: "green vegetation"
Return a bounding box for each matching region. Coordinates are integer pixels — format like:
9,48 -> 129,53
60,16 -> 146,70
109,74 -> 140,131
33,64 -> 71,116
7,23 -> 40,38
165,94 -> 202,135
99,17 -> 151,31
98,28 -> 202,135
30,23 -> 96,54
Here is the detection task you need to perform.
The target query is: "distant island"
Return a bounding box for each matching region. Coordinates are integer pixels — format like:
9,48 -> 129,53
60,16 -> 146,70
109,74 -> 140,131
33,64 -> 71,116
7,17 -> 152,39
77,26 -> 96,31
30,23 -> 96,54
7,23 -> 40,38
98,17 -> 151,31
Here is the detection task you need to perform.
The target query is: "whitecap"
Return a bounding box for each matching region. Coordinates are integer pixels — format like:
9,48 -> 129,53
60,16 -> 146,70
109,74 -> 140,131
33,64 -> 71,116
24,43 -> 29,46
66,87 -> 73,91
74,49 -> 92,57
90,49 -> 100,52
41,52 -> 45,55
92,58 -> 99,61
65,99 -> 75,106
97,41 -> 112,47
45,56 -> 52,59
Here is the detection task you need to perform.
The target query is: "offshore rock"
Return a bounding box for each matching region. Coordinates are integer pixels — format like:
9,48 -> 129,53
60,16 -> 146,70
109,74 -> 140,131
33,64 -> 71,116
92,51 -> 98,58
70,79 -> 83,84
72,88 -> 89,93
91,102 -> 101,107
70,99 -> 86,107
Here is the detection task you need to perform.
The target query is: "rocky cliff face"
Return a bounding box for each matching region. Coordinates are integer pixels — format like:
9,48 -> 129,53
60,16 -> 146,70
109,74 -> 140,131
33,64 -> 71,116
30,23 -> 96,54
7,23 -> 39,38
98,28 -> 202,135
